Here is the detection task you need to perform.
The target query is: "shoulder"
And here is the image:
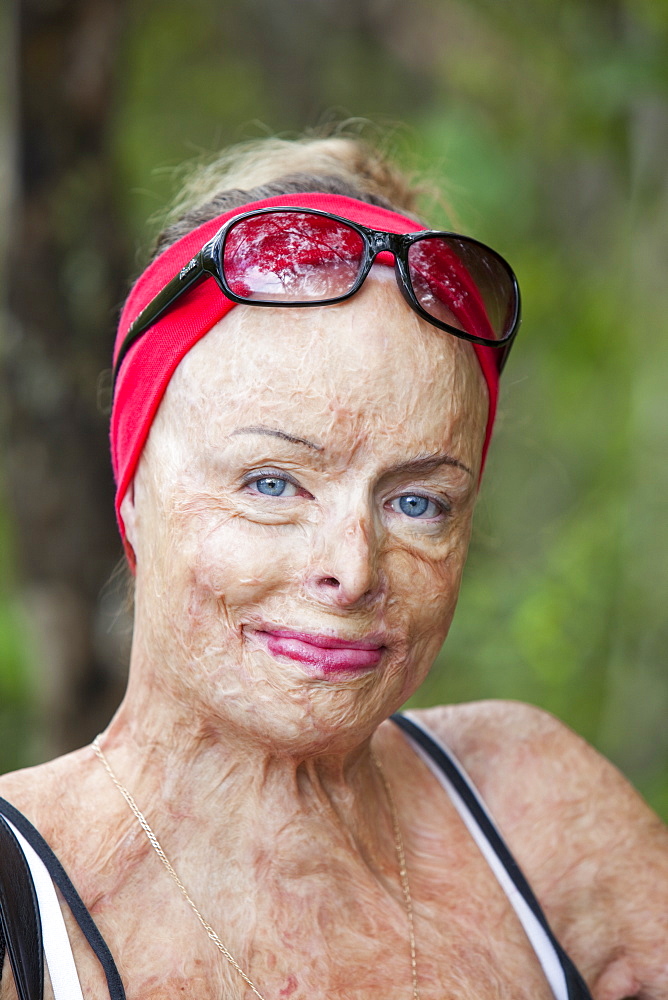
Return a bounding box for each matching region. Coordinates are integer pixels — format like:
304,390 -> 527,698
408,701 -> 668,997
0,747 -> 97,843
410,698 -> 581,762
409,699 -> 619,807
407,699 -> 666,875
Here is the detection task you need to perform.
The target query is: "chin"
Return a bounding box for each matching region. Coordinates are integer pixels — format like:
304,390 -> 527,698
194,642 -> 423,755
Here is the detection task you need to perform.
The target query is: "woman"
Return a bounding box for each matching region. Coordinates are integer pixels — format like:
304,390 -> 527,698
0,135 -> 666,1000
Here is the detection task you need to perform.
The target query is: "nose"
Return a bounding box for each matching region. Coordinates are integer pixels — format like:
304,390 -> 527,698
305,511 -> 382,609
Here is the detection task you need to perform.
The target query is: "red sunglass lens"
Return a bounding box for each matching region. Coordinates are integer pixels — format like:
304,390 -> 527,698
222,212 -> 366,302
407,237 -> 516,343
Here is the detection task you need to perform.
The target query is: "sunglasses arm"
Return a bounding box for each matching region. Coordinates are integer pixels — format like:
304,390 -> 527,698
112,254 -> 207,389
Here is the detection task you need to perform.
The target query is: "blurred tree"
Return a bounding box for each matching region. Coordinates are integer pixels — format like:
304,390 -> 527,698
1,0 -> 666,816
3,0 -> 131,754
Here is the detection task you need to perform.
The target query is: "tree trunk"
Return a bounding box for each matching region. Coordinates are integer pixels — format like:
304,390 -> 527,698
3,0 -> 131,756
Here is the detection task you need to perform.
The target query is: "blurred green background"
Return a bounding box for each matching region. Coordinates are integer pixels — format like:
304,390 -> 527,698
1,0 -> 666,816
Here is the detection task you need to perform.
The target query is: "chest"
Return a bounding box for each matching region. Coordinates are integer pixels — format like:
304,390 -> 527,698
46,820 -> 559,1000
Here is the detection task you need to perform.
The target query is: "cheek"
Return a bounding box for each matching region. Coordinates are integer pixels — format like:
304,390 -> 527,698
383,540 -> 468,702
388,546 -> 462,630
187,514 -> 309,612
385,521 -> 472,637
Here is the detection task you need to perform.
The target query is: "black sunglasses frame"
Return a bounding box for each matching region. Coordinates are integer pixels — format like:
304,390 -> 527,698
113,207 -> 521,388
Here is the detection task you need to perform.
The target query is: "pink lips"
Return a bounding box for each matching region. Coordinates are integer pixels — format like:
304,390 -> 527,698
255,628 -> 385,675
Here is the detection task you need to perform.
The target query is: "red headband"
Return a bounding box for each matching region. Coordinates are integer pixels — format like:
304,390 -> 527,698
111,192 -> 499,554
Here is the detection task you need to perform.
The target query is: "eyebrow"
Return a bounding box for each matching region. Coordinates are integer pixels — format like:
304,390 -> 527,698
386,452 -> 473,478
231,427 -> 471,476
230,425 -> 324,451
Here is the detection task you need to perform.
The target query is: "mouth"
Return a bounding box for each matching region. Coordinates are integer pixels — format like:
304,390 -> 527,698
248,626 -> 387,676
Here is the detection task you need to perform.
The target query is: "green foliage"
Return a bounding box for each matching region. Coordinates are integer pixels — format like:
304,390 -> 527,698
0,509 -> 34,772
3,0 -> 666,816
400,0 -> 668,814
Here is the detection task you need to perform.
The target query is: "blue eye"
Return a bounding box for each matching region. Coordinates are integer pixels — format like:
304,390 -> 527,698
255,476 -> 289,496
248,475 -> 301,498
390,495 -> 442,519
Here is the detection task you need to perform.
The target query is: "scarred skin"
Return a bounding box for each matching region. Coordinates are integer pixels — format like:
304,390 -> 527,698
1,271 -> 666,1000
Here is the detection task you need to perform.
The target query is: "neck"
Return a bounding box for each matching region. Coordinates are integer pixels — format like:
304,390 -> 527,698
98,649 -> 391,870
86,642 -> 419,1000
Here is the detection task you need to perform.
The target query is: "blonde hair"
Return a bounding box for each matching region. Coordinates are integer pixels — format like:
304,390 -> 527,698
151,129 -> 440,259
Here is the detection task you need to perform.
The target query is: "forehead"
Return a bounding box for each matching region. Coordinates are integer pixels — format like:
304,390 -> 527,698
155,271 -> 488,467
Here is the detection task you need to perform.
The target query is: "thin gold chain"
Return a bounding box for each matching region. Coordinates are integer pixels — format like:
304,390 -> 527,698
92,735 -> 419,1000
371,749 -> 420,1000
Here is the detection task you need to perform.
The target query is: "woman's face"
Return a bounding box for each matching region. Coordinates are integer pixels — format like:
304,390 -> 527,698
124,269 -> 488,752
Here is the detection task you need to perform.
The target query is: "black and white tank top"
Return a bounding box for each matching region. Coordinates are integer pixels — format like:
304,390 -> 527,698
0,713 -> 593,1000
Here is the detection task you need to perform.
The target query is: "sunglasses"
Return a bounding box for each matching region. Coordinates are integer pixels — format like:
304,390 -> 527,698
113,207 -> 521,386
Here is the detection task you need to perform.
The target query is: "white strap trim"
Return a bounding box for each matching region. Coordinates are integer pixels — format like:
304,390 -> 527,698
6,819 -> 85,1000
402,713 -> 569,1000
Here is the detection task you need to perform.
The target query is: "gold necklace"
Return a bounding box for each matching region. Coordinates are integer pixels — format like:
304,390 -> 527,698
92,736 -> 420,1000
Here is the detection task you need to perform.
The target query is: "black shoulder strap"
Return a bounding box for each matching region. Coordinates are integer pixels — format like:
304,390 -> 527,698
0,814 -> 44,1000
0,798 -> 126,1000
391,714 -> 593,1000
